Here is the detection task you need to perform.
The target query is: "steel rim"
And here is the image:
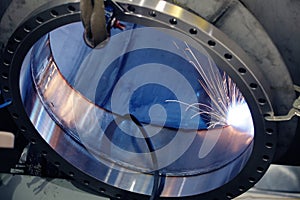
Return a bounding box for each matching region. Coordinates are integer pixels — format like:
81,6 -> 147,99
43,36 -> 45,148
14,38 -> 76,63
0,0 -> 277,199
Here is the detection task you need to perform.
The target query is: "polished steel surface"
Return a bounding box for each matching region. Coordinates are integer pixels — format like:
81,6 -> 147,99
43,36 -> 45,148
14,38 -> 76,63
19,20 -> 254,196
0,0 -> 278,199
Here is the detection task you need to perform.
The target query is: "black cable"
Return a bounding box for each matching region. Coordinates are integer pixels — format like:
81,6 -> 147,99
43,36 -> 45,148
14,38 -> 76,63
150,172 -> 165,200
87,106 -> 166,200
119,114 -> 166,200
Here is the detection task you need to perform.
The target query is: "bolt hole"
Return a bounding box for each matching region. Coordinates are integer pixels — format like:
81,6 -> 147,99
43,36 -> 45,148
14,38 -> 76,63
24,25 -> 31,32
265,142 -> 273,149
54,162 -> 60,167
84,180 -> 89,185
239,186 -> 245,192
263,155 -> 270,162
149,10 -> 156,17
257,167 -> 264,173
7,48 -> 14,54
266,128 -> 273,135
14,36 -> 21,43
12,113 -> 19,119
189,28 -> 197,34
3,60 -> 10,67
31,139 -> 36,144
69,172 -> 74,177
248,177 -> 256,183
36,17 -> 44,23
20,126 -> 27,132
50,10 -> 58,17
250,83 -> 257,89
2,73 -> 8,79
41,151 -> 47,156
127,5 -> 135,12
99,188 -> 106,193
3,86 -> 9,92
208,40 -> 216,47
258,98 -> 266,105
115,194 -> 122,199
224,53 -> 233,60
169,18 -> 177,25
238,68 -> 247,74
67,5 -> 76,12
226,193 -> 233,199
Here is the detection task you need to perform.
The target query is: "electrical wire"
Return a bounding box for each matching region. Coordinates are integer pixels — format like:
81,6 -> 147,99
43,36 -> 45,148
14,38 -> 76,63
128,114 -> 166,200
109,114 -> 166,200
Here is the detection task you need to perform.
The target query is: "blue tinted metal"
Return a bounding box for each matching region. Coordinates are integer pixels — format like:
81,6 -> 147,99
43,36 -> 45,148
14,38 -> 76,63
20,21 -> 254,196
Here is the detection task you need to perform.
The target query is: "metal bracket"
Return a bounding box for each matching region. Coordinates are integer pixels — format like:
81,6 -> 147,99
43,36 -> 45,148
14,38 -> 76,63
265,85 -> 300,122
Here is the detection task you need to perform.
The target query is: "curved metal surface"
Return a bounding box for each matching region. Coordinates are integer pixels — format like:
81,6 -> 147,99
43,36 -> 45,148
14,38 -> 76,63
239,0 -> 300,162
0,0 -> 278,199
240,0 -> 300,86
165,0 -> 298,161
0,0 -> 296,163
18,20 -> 255,196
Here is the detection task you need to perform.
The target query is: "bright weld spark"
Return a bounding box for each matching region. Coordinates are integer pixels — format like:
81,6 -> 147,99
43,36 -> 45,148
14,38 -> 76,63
167,42 -> 253,131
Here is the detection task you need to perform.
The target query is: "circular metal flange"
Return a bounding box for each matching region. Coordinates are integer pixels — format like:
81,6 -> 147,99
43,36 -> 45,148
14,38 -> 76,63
0,0 -> 277,199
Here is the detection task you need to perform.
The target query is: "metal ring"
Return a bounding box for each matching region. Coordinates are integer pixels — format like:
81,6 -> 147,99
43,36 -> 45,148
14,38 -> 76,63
0,0 -> 277,199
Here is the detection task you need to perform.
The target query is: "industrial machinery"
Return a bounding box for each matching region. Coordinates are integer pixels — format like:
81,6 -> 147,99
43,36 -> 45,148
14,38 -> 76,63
0,0 -> 299,199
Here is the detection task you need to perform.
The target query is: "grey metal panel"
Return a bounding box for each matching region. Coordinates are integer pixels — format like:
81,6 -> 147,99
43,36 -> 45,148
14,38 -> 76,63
240,0 -> 300,86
